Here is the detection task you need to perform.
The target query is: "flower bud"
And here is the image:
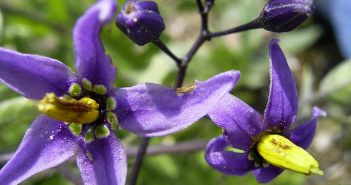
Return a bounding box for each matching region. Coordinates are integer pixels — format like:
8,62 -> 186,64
259,0 -> 314,32
116,0 -> 165,46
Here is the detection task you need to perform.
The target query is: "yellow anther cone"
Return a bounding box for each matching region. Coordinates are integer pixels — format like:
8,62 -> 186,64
257,134 -> 323,176
38,93 -> 99,124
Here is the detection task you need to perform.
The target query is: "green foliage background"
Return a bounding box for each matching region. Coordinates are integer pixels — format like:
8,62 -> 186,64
0,0 -> 350,184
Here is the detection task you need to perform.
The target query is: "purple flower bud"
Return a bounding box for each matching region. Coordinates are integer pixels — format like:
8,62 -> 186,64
259,0 -> 314,32
116,0 -> 165,46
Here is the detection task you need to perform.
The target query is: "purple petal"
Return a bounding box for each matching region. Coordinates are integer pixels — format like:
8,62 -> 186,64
205,136 -> 256,175
76,135 -> 127,185
252,165 -> 284,183
0,48 -> 72,100
115,71 -> 240,137
290,107 -> 326,149
73,0 -> 117,87
263,39 -> 298,135
208,94 -> 263,150
0,115 -> 78,184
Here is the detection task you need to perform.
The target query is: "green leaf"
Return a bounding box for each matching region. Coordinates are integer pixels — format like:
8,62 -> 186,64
299,64 -> 315,115
0,97 -> 39,149
279,26 -> 322,54
0,84 -> 17,101
145,154 -> 179,179
0,97 -> 38,125
48,0 -> 68,22
319,59 -> 351,105
0,11 -> 3,41
135,52 -> 176,84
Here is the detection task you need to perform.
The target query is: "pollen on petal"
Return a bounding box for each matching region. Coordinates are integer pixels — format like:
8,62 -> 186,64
176,85 -> 197,94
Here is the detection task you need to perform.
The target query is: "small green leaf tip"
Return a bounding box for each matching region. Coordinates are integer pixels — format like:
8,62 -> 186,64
107,112 -> 119,131
106,97 -> 117,111
93,85 -> 107,95
95,124 -> 110,139
82,78 -> 93,91
68,83 -> 81,97
68,123 -> 82,136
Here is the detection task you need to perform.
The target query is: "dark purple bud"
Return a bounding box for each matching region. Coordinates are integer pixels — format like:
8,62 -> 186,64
259,0 -> 314,32
116,0 -> 165,46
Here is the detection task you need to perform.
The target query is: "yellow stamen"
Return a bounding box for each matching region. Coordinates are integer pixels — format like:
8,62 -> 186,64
38,93 -> 99,124
257,134 -> 323,176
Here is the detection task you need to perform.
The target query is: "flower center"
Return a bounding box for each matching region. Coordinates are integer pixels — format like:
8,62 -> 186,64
256,134 -> 323,175
37,78 -> 119,143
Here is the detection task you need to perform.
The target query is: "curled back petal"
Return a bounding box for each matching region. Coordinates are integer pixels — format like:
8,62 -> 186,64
0,115 -> 78,185
208,94 -> 263,151
205,136 -> 255,176
76,134 -> 127,185
263,39 -> 298,135
114,71 -> 240,137
290,107 -> 326,149
0,48 -> 72,100
73,0 -> 117,87
252,165 -> 284,183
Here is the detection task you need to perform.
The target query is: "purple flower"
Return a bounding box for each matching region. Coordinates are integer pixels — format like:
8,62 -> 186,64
0,0 -> 240,184
259,0 -> 314,32
116,0 -> 165,46
205,39 -> 325,183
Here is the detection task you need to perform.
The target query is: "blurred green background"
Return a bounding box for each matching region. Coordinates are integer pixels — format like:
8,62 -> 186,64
0,0 -> 350,184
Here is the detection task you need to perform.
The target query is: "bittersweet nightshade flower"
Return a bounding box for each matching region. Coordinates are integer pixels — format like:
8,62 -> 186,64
258,0 -> 314,32
116,0 -> 165,46
0,0 -> 240,184
205,39 -> 325,183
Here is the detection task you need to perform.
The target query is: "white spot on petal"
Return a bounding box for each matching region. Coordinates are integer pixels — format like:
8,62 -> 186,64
99,1 -> 113,21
